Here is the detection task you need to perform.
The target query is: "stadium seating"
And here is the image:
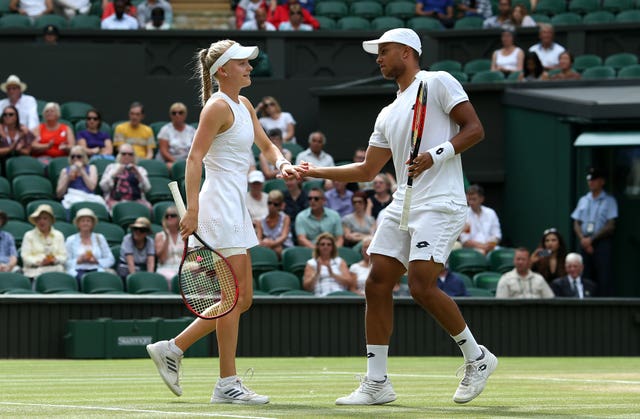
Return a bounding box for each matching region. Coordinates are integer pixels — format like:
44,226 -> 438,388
473,271 -> 502,293
111,202 -> 151,229
171,274 -> 180,294
471,70 -> 505,83
53,221 -> 77,238
466,287 -> 494,297
316,16 -> 338,29
149,121 -> 168,140
602,0 -> 635,12
530,13 -> 552,23
0,176 -> 10,199
551,12 -> 583,25
282,246 -> 312,278
0,14 -> 32,28
2,220 -> 31,247
259,270 -> 301,295
568,0 -> 600,14
604,52 -> 638,70
573,54 -> 603,72
0,272 -> 34,294
27,201 -> 66,222
34,272 -> 80,294
249,246 -> 280,284
336,16 -> 371,30
463,59 -> 491,77
138,159 -> 170,178
93,222 -> 125,246
282,142 -> 304,160
488,247 -> 516,273
152,201 -> 174,223
453,15 -> 484,29
5,156 -> 45,181
615,9 -> 640,22
12,175 -> 54,205
430,60 -> 463,72
326,290 -> 361,297
385,1 -> 416,19
60,101 -> 93,124
406,16 -> 443,31
263,178 -> 287,193
126,272 -> 172,294
69,15 -> 101,29
91,159 -> 112,179
350,1 -> 384,19
448,248 -> 489,276
170,159 -> 187,182
81,271 -> 126,294
47,156 -> 70,187
33,14 -> 68,29
371,16 -> 404,30
618,64 -> 640,78
279,289 -> 314,296
0,0 -> 11,14
110,245 -> 121,268
146,177 -> 173,204
251,51 -> 272,78
507,71 -> 522,81
453,271 -> 474,289
0,199 -> 25,221
337,246 -> 362,266
581,65 -> 616,79
316,1 -> 349,19
582,10 -> 616,24
75,119 -> 112,135
69,201 -> 110,222
449,71 -> 469,83
534,0 -> 566,15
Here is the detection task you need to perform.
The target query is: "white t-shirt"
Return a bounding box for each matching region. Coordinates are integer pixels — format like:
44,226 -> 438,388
0,94 -> 39,131
246,191 -> 268,222
368,70 -> 468,210
494,47 -> 523,72
529,42 -> 565,69
278,22 -> 313,31
156,123 -> 196,162
259,112 -> 296,143
101,14 -> 139,29
459,205 -> 502,244
306,257 -> 347,296
241,20 -> 276,30
18,0 -> 47,16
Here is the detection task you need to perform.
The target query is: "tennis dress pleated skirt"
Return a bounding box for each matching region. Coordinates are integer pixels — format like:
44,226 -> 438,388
191,92 -> 258,250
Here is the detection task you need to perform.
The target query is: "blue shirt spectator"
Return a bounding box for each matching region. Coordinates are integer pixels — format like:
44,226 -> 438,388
295,188 -> 344,248
438,269 -> 469,297
0,211 -> 18,272
325,181 -> 354,217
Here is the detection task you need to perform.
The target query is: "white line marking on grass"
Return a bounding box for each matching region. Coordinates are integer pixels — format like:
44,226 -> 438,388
0,402 -> 276,419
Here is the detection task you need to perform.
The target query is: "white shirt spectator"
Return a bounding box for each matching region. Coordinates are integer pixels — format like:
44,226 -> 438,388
259,112 -> 296,143
101,13 -> 139,29
15,0 -> 47,16
278,21 -> 313,31
496,269 -> 554,298
459,205 -> 501,245
137,0 -> 173,27
295,148 -> 335,168
306,257 -> 348,296
0,94 -> 39,131
241,20 -> 276,30
246,191 -> 268,222
528,42 -> 565,69
156,123 -> 196,163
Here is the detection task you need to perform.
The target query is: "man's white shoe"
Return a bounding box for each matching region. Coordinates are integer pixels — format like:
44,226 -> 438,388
211,377 -> 269,405
335,376 -> 397,405
146,340 -> 183,396
453,345 -> 498,404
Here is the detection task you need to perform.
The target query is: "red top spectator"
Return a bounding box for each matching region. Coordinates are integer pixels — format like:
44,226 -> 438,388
269,0 -> 319,29
235,0 -> 268,29
102,0 -> 137,20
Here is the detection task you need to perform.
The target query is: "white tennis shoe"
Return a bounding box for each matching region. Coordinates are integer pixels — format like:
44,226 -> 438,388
211,377 -> 269,404
453,345 -> 498,404
146,340 -> 183,397
335,376 -> 397,405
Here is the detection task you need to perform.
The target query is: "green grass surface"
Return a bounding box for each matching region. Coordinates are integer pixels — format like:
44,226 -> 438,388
1,357 -> 639,417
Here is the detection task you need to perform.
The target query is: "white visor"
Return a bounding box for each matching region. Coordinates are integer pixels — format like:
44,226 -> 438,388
209,43 -> 259,76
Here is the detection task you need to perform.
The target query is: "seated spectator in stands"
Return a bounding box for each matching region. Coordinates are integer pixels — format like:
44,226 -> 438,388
99,144 -> 152,210
241,6 -> 275,30
154,205 -> 183,284
101,0 -> 139,29
101,0 -> 136,20
56,145 -> 108,210
54,0 -> 90,18
0,75 -> 39,132
325,180 -> 353,217
236,0 -> 268,29
291,0 -> 314,14
495,247 -> 554,298
21,204 -> 67,279
342,191 -> 376,248
0,211 -> 19,273
415,0 -> 455,28
246,170 -> 269,225
550,253 -> 597,298
349,235 -> 372,295
116,216 -> 155,280
518,51 -> 549,81
295,131 -> 335,177
32,102 -> 75,164
259,128 -> 292,179
437,264 -> 469,297
256,96 -> 296,143
490,29 -> 524,77
528,23 -> 565,71
42,24 -> 59,45
283,176 -> 308,223
295,187 -> 343,248
302,232 -> 354,296
9,0 -> 53,19
278,3 -> 313,30
65,208 -> 114,285
456,0 -> 492,19
530,227 -> 567,284
137,0 -> 172,28
76,109 -> 114,161
511,3 -> 535,28
113,102 -> 154,159
144,7 -> 169,29
256,190 -> 293,258
0,106 -> 35,171
483,0 -> 512,29
550,51 -> 582,81
268,0 -> 319,30
156,102 -> 195,170
460,184 -> 501,255
367,173 -> 393,219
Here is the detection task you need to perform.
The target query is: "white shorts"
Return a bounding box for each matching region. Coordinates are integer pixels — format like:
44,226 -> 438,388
218,247 -> 247,257
368,200 -> 467,269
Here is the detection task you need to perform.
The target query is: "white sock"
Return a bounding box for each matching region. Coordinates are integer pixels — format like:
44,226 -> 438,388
168,339 -> 183,356
366,344 -> 388,381
451,326 -> 482,362
219,375 -> 238,385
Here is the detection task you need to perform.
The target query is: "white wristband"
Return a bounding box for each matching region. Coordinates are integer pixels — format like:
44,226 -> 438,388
426,141 -> 455,166
275,157 -> 291,171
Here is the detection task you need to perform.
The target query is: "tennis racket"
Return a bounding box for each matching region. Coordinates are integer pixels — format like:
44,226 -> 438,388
399,80 -> 428,231
168,181 -> 239,320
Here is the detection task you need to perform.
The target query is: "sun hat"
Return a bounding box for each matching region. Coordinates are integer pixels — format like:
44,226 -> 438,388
73,208 -> 98,227
129,217 -> 152,231
209,43 -> 259,75
28,204 -> 55,224
362,28 -> 422,56
1,75 -> 27,93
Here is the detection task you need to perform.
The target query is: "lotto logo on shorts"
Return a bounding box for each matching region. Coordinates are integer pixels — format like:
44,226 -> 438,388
416,241 -> 430,248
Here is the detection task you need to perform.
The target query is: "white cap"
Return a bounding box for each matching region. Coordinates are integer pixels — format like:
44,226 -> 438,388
248,170 -> 265,183
362,28 -> 422,56
209,43 -> 259,75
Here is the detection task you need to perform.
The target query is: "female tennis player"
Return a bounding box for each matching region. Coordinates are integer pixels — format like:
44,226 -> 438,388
147,39 -> 301,404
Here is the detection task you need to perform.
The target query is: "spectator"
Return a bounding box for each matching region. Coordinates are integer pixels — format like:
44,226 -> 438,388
137,0 -> 172,28
511,3 -> 535,28
9,0 -> 53,18
76,108 -> 114,161
64,208 -> 114,285
495,247 -> 554,298
295,131 -> 336,176
456,0 -> 492,19
342,191 -> 376,247
295,187 -> 343,248
346,147 -> 373,192
241,6 -> 275,30
366,173 -> 393,219
21,204 -> 67,279
56,145 -> 108,210
528,23 -> 565,71
256,96 -> 296,143
490,29 -> 524,77
437,264 -> 469,297
236,0 -> 268,29
42,24 -> 59,45
144,7 -> 169,29
550,253 -> 597,298
101,0 -> 137,20
246,170 -> 269,224
518,51 -> 549,81
325,180 -> 353,217
283,176 -> 308,223
156,102 -> 195,170
0,75 -> 40,131
278,3 -> 313,30
113,101 -> 154,159
349,235 -> 372,295
32,102 -> 75,164
483,0 -> 512,29
530,227 -> 567,284
154,205 -> 184,284
460,184 -> 501,255
571,167 -> 618,296
0,211 -> 19,273
99,143 -> 152,210
116,216 -> 155,280
415,0 -> 455,28
268,0 -> 319,30
259,128 -> 292,179
550,51 -> 581,81
302,232 -> 354,296
101,0 -> 139,29
0,106 -> 35,171
255,190 -> 293,258
54,0 -> 90,18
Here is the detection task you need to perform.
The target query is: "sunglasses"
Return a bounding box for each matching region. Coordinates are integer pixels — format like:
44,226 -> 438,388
165,213 -> 178,218
267,201 -> 282,206
120,152 -> 134,156
132,227 -> 149,232
2,112 -> 16,117
264,102 -> 275,107
290,11 -> 302,14
70,154 -> 83,160
86,116 -> 99,121
309,196 -> 323,201
171,110 -> 185,115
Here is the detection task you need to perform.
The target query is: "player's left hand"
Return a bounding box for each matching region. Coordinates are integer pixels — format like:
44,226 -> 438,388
406,152 -> 434,177
279,162 -> 306,180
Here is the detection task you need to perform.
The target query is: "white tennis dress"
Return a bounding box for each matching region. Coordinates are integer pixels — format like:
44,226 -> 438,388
195,92 -> 258,250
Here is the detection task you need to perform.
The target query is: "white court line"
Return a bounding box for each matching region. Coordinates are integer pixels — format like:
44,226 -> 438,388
0,402 -> 276,419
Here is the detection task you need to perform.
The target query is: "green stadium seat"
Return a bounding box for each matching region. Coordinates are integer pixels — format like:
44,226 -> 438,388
36,99 -> 47,117
573,54 -> 603,72
69,14 -> 101,29
506,70 -> 522,81
470,70 -> 505,83
81,271 -> 126,294
466,287 -> 494,297
453,15 -> 484,29
581,65 -> 616,79
12,175 -> 54,205
473,271 -> 502,293
146,176 -> 173,204
111,201 -> 151,229
110,245 -> 121,268
448,248 -> 489,277
406,16 -> 443,31
550,12 -> 582,25
47,156 -> 70,187
35,272 -> 80,294
452,271 -> 474,289
0,199 -> 25,221
26,200 -> 66,222
316,15 -> 337,29
259,270 -> 301,295
0,272 -> 36,293
582,10 -> 616,24
530,13 -> 552,22
0,176 -> 10,199
350,1 -> 384,18
250,51 -> 272,77
149,121 -> 168,140
0,14 -> 32,28
279,289 -> 315,296
0,0 -> 11,14
371,16 -> 404,30
91,158 -> 112,179
430,60 -> 463,72
385,1 -> 416,19
5,156 -> 45,181
336,16 -> 372,29
60,101 -> 94,124
53,221 -> 77,238
126,271 -> 171,294
282,142 -> 304,160
602,0 -> 634,12
326,290 -> 361,297
152,201 -> 174,223
338,246 -> 362,266
534,0 -> 566,15
448,70 -> 469,83
249,246 -> 280,286
93,222 -> 125,246
617,64 -> 640,78
170,159 -> 187,182
33,14 -> 68,28
568,0 -> 600,14
463,58 -> 492,77
302,179 -> 325,192
1,220 -> 31,247
604,52 -> 638,70
615,9 -> 640,22
488,247 -> 516,273
282,246 -> 312,278
69,201 -> 110,222
263,178 -> 287,193
316,1 -> 349,18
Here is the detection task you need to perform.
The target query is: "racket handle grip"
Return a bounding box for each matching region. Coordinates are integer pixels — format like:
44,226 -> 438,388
399,186 -> 412,231
168,181 -> 187,219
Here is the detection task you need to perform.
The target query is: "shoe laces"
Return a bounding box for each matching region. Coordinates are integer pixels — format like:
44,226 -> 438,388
236,368 -> 256,395
456,362 -> 477,387
354,374 -> 387,396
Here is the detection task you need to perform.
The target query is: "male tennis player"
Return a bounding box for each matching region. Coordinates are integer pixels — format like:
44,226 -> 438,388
300,28 -> 497,405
